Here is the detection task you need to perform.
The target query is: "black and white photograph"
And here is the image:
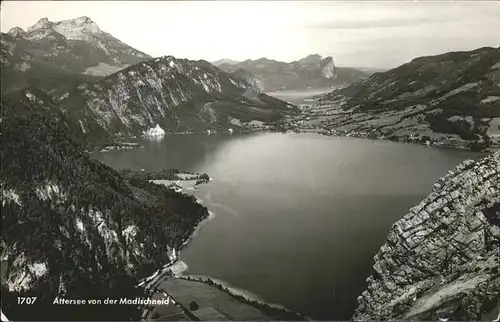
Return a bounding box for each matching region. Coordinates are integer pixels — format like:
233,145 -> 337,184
0,0 -> 499,321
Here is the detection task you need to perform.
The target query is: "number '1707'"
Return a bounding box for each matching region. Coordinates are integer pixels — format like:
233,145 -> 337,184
18,297 -> 37,304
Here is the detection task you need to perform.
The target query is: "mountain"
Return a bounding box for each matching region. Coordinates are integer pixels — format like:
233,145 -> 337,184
58,55 -> 298,139
212,58 -> 240,66
231,68 -> 265,92
313,47 -> 500,151
0,96 -> 209,321
2,17 -> 298,143
1,86 -> 111,148
353,152 -> 499,320
216,54 -> 369,92
1,16 -> 151,94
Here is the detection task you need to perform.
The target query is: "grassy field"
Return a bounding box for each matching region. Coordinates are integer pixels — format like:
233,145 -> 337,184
156,277 -> 278,321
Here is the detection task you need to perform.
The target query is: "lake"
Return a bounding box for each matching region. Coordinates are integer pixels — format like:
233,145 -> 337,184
266,88 -> 336,104
93,133 -> 483,320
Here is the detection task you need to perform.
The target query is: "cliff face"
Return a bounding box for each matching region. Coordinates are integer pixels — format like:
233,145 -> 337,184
319,57 -> 336,79
231,68 -> 265,92
353,152 -> 500,320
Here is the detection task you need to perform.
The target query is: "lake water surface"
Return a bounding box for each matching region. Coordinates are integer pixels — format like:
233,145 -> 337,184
94,133 -> 483,320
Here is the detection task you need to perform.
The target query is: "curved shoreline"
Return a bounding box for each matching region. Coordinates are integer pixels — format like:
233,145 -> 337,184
178,275 -> 311,320
294,127 -> 499,152
179,210 -> 216,251
180,275 -> 308,316
140,179 -> 307,320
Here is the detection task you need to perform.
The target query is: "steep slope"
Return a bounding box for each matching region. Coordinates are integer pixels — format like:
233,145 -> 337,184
1,16 -> 151,94
1,87 -> 111,148
0,32 -> 101,95
231,68 -> 265,92
313,47 -> 500,150
0,99 -> 209,320
217,55 -> 368,92
353,152 -> 499,320
60,55 -> 298,137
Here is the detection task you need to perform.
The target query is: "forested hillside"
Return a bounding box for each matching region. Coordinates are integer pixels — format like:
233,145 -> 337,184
0,98 -> 208,320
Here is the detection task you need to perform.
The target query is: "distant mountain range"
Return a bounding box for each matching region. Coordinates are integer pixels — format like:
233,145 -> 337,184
314,46 -> 500,150
213,54 -> 370,92
1,17 -> 298,146
211,58 -> 240,66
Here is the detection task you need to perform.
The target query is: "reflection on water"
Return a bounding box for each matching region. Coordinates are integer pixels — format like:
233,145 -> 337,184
94,133 -> 484,320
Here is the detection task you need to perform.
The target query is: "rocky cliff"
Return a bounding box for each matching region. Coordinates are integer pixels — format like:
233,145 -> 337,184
353,151 -> 500,320
1,16 -> 150,94
231,68 -> 265,92
7,16 -> 150,69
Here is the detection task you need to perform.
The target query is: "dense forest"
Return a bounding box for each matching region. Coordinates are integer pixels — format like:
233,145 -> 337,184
0,96 -> 209,320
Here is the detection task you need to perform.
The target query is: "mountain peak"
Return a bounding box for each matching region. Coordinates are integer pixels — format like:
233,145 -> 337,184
305,53 -> 323,59
52,16 -> 101,40
27,17 -> 51,32
212,58 -> 241,66
7,27 -> 25,37
299,54 -> 323,64
24,16 -> 102,40
322,56 -> 333,62
74,16 -> 92,23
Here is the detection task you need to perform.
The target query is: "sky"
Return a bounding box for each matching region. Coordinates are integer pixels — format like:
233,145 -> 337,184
1,1 -> 499,69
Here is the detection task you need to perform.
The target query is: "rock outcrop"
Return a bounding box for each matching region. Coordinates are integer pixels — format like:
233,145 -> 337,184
231,68 -> 265,92
1,16 -> 151,94
319,57 -> 336,79
353,151 -> 500,320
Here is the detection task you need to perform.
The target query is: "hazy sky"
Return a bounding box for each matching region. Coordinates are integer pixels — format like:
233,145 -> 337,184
1,1 -> 499,68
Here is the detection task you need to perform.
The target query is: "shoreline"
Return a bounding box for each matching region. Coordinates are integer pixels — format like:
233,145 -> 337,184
294,128 -> 498,153
178,210 -> 216,252
108,128 -> 498,154
137,180 -> 214,289
138,177 -> 217,288
179,275 -> 311,320
141,179 -> 307,320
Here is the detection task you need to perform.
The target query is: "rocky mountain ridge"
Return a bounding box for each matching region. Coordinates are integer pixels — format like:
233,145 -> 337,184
1,16 -> 151,93
57,55 -> 297,139
216,54 -> 368,92
2,16 -> 298,144
308,47 -> 500,151
10,16 -> 150,64
353,151 -> 499,320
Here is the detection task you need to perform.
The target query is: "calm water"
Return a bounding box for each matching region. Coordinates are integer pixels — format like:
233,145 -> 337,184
94,133 -> 483,320
267,88 -> 335,104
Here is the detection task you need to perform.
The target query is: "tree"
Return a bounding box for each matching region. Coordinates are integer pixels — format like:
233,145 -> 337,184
189,301 -> 199,311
